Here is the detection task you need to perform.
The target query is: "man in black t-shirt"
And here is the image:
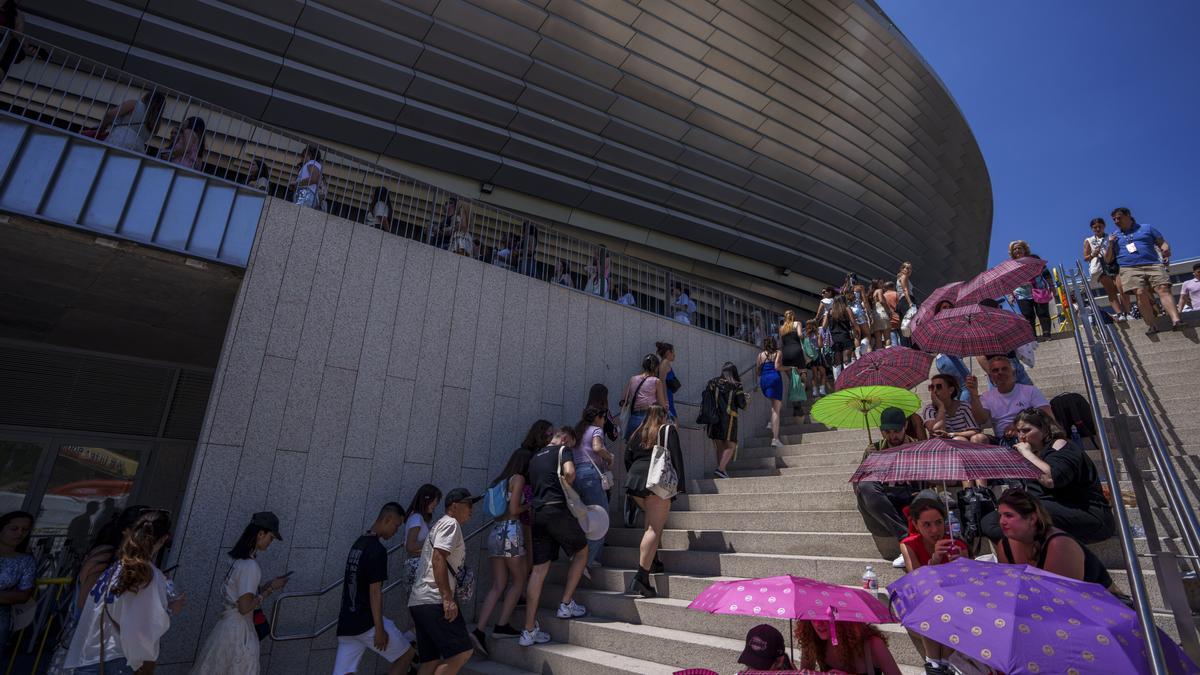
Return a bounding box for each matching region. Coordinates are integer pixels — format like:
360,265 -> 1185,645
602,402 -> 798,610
334,502 -> 414,675
520,428 -> 589,647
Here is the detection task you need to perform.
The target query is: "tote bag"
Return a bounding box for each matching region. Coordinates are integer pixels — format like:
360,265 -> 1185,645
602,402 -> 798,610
557,446 -> 590,522
646,425 -> 679,500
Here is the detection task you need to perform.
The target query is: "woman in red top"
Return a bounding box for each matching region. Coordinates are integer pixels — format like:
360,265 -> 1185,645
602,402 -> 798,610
900,491 -> 967,674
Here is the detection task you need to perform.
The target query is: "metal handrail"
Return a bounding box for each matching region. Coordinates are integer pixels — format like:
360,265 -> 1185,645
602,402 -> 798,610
269,517 -> 496,641
1070,262 -> 1200,570
0,28 -> 791,335
1057,264 -> 1168,674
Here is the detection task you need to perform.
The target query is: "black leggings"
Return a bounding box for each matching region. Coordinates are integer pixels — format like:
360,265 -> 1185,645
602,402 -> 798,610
1017,299 -> 1051,336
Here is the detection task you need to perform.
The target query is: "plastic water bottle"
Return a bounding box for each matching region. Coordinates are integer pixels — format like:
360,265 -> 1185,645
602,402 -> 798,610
947,509 -> 962,541
862,565 -> 878,590
1070,425 -> 1082,444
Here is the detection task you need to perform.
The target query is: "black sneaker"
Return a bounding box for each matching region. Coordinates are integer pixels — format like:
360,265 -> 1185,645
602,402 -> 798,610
492,623 -> 520,637
470,628 -> 489,656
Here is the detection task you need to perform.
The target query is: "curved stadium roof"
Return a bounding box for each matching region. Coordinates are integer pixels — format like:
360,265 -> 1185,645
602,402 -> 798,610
30,0 -> 991,298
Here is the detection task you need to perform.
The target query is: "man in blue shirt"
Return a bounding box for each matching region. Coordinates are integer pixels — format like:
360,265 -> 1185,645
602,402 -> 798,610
1106,207 -> 1181,334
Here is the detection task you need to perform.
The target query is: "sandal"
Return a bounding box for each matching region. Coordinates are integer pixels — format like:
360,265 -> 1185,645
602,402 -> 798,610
1172,321 -> 1184,331
1145,326 -> 1159,336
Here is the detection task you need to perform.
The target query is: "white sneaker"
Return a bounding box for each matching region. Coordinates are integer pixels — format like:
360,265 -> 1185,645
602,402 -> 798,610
771,438 -> 784,448
892,554 -> 906,569
557,600 -> 587,618
519,627 -> 551,646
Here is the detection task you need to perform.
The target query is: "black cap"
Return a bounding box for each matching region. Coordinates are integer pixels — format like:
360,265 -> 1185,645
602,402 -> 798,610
250,511 -> 282,541
880,406 -> 907,431
444,488 -> 482,509
738,624 -> 786,670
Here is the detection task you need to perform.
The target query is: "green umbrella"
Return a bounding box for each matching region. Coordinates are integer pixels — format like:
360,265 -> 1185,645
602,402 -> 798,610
810,385 -> 921,444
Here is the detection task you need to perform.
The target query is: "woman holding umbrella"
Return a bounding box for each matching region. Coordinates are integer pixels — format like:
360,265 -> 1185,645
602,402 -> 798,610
899,492 -> 967,674
794,620 -> 901,674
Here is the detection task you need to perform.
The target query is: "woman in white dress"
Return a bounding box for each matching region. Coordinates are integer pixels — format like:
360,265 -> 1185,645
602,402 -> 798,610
190,512 -> 289,675
97,90 -> 164,155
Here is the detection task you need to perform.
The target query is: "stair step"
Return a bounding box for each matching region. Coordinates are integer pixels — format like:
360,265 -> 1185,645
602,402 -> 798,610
483,633 -> 677,674
678,490 -> 858,512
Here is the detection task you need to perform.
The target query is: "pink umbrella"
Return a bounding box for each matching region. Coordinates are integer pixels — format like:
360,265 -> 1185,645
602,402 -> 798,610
836,347 -> 933,390
910,304 -> 1034,357
911,281 -> 963,334
955,256 -> 1047,305
688,575 -> 894,659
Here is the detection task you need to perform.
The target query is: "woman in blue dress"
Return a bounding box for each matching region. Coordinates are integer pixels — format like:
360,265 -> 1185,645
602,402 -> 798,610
757,336 -> 784,447
656,341 -> 680,421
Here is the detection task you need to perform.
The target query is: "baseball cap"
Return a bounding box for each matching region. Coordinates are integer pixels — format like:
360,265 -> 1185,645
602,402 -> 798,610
879,406 -> 907,431
444,488 -> 483,509
737,624 -> 786,670
250,511 -> 282,541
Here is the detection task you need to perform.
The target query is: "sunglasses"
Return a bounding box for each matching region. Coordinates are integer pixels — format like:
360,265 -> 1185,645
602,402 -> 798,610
928,383 -> 945,390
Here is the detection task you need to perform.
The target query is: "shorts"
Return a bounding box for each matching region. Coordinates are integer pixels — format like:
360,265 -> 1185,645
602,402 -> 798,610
334,617 -> 411,674
1119,263 -> 1169,292
531,503 -> 587,565
410,603 -> 472,663
487,519 -> 525,558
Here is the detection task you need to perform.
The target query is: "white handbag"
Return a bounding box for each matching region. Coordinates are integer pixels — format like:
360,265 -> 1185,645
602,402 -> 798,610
900,303 -> 919,337
646,425 -> 679,500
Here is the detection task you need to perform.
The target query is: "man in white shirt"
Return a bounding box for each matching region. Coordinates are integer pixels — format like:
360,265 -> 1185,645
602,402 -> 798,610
1179,263 -> 1200,312
967,355 -> 1052,444
618,285 -> 636,307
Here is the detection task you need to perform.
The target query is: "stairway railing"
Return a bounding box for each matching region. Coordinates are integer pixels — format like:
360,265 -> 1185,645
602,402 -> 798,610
269,517 -> 495,641
1060,263 -> 1200,668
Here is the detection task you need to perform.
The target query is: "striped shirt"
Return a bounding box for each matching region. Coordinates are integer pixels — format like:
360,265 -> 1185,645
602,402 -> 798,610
922,402 -> 980,433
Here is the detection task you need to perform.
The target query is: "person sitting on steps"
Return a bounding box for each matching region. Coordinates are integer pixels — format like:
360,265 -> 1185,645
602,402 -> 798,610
898,491 -> 968,675
854,407 -> 920,570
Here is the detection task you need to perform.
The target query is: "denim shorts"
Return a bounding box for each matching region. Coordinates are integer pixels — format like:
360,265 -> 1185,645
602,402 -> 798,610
486,519 -> 525,558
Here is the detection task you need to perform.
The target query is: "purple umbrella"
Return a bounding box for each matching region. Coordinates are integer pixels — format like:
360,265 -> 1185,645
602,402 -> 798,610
889,558 -> 1200,674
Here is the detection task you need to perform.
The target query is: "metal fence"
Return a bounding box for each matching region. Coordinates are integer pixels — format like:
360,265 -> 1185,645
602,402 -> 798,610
0,29 -> 785,343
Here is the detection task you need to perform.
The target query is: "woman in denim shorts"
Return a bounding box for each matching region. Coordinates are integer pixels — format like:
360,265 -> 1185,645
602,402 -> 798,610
472,446 -> 532,649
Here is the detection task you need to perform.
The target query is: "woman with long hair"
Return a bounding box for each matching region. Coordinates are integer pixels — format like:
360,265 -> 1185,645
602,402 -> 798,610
473,446 -> 532,645
396,483 -> 441,634
822,298 -> 856,380
870,279 -> 891,349
191,513 -> 288,674
161,116 -> 206,170
779,310 -> 805,369
622,405 -> 680,598
619,354 -> 668,443
795,619 -> 901,675
517,420 -> 554,576
656,341 -> 680,421
64,510 -> 184,675
802,320 -> 827,397
572,406 -> 615,568
705,361 -> 747,479
292,144 -> 323,210
1008,240 -> 1054,336
585,384 -> 620,443
0,510 -> 35,650
898,492 -> 967,673
896,261 -> 915,316
850,283 -> 872,355
921,374 -> 987,444
994,489 -> 1114,589
757,336 -> 784,447
1084,217 -> 1127,319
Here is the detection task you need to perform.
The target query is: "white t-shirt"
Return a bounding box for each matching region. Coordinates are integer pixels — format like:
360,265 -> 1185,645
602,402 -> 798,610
1180,279 -> 1200,310
222,558 -> 261,612
64,564 -> 171,670
980,383 -> 1050,437
408,515 -> 464,607
296,159 -> 321,186
404,513 -> 430,553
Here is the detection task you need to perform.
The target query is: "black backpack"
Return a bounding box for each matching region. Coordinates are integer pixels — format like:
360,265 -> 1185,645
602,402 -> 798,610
696,381 -> 720,425
957,487 -> 997,554
1050,393 -> 1096,446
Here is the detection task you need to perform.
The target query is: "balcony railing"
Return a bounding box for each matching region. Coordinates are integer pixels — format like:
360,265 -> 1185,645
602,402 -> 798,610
0,29 -> 784,343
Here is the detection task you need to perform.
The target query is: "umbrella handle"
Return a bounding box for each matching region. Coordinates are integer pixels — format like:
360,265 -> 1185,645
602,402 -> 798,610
864,411 -> 873,446
827,606 -> 838,647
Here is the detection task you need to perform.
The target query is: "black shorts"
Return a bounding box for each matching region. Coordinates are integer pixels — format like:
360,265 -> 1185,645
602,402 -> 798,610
410,603 -> 472,663
531,503 -> 587,565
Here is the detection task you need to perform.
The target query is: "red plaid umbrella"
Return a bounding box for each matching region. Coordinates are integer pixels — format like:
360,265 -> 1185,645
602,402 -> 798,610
911,281 -> 963,333
910,304 -> 1033,357
849,438 -> 1042,483
836,347 -> 933,390
955,256 -> 1047,305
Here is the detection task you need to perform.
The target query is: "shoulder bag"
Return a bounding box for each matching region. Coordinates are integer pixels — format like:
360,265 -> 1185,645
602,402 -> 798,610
646,425 -> 680,500
416,525 -> 474,603
620,376 -> 649,431
557,446 -> 590,522
900,303 -> 919,337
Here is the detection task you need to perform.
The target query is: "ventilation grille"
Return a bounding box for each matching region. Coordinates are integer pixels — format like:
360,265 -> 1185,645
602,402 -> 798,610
0,344 -> 211,439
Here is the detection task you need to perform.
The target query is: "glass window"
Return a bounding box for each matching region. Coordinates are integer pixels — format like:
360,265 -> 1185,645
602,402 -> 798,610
34,444 -> 141,569
0,439 -> 46,514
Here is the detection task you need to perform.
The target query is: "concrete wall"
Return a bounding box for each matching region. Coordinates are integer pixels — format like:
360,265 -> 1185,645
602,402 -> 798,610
160,197 -> 763,673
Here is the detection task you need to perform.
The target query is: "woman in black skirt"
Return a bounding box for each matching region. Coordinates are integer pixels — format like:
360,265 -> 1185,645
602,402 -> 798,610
705,362 -> 747,479
623,405 -> 681,599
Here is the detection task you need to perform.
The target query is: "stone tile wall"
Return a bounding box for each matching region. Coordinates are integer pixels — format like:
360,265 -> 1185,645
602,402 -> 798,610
159,198 -> 765,673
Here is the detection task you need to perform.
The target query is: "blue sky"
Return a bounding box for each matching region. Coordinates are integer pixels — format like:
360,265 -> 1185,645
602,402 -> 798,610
877,0 -> 1200,268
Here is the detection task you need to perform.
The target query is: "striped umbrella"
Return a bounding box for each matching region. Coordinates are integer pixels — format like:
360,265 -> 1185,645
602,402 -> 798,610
836,347 -> 933,390
955,256 -> 1047,305
849,438 -> 1041,484
910,304 -> 1033,357
910,281 -> 963,334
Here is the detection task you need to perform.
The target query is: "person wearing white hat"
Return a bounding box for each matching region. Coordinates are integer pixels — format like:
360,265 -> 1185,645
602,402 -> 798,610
520,427 -> 590,647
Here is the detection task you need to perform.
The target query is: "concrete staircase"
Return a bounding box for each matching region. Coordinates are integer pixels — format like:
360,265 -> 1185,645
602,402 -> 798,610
467,328 -> 1199,674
